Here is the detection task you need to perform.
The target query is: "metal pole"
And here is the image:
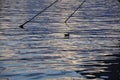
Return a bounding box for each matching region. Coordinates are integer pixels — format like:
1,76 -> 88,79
64,0 -> 86,24
19,0 -> 59,29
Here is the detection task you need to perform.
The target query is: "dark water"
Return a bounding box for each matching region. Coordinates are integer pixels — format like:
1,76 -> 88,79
0,0 -> 120,80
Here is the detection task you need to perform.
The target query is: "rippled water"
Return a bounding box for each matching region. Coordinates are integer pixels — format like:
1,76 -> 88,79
0,0 -> 120,80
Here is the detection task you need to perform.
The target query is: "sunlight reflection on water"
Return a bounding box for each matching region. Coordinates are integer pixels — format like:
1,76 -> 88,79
0,0 -> 120,80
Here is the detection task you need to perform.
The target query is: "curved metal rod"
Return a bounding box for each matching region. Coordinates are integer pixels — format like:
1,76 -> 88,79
64,0 -> 86,27
19,0 -> 59,29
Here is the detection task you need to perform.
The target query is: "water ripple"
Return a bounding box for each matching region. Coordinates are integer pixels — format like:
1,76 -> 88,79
0,0 -> 120,80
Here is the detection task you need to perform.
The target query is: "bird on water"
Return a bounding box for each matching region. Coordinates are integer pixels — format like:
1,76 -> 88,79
64,33 -> 70,39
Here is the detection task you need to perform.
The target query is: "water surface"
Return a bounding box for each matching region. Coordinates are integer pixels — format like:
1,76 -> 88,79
0,0 -> 120,80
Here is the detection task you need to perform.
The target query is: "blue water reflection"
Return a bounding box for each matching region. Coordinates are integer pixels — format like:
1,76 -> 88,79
0,0 -> 120,80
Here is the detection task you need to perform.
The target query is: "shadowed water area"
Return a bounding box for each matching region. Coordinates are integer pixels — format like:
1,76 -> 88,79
0,0 -> 120,80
